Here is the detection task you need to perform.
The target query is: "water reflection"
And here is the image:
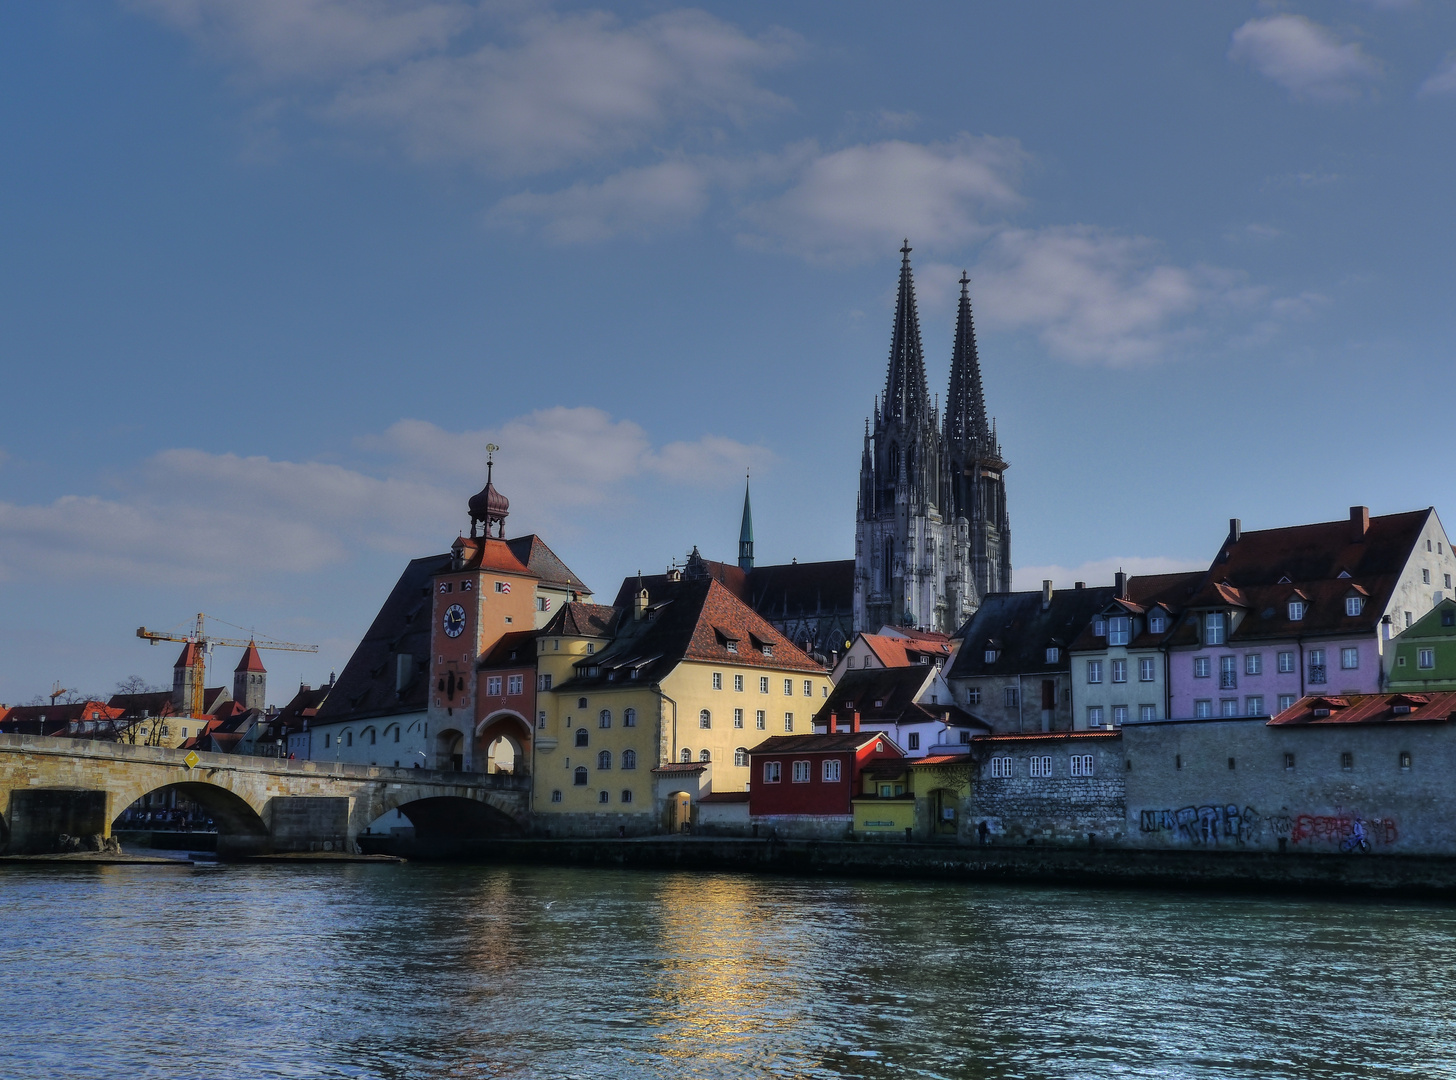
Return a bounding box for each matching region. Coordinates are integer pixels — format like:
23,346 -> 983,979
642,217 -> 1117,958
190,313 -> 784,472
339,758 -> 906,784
2,864 -> 1456,1079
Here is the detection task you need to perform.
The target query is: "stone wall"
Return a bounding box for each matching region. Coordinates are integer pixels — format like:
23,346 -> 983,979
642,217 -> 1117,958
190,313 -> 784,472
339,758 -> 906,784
968,735 -> 1126,844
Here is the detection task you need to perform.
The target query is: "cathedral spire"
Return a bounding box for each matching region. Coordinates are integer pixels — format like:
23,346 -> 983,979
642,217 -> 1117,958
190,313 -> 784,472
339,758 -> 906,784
738,472 -> 755,572
882,240 -> 930,427
945,271 -> 990,448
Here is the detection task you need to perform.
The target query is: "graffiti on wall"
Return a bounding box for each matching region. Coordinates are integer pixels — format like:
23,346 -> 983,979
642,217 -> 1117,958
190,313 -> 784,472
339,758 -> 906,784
1139,804 -> 1398,850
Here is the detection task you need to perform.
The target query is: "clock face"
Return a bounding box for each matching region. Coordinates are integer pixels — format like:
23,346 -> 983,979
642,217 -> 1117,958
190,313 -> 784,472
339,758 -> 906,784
443,604 -> 467,639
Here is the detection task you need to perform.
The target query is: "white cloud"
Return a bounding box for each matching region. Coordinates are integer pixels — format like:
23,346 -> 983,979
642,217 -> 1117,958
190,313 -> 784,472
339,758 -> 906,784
1013,556 -> 1207,591
1229,15 -> 1381,101
132,2 -> 797,176
970,226 -> 1229,366
489,160 -> 711,242
1419,53 -> 1456,97
738,136 -> 1027,262
0,407 -> 771,586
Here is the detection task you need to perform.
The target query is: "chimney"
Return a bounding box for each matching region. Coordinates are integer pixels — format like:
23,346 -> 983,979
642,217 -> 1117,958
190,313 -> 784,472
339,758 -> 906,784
1074,581 -> 1085,590
1229,518 -> 1241,544
634,587 -> 649,621
1041,580 -> 1053,610
1351,505 -> 1370,542
1115,571 -> 1127,599
829,712 -> 839,734
851,710 -> 861,733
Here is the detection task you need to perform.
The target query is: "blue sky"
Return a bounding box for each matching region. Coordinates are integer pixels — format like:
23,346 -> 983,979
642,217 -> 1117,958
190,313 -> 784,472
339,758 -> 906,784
2,1 -> 1455,704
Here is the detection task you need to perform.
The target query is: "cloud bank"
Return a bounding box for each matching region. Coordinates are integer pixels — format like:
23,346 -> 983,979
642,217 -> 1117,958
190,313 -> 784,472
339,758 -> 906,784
1229,15 -> 1381,101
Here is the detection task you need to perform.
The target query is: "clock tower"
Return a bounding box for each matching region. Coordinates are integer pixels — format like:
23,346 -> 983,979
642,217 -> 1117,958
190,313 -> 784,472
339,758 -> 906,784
427,459 -> 539,770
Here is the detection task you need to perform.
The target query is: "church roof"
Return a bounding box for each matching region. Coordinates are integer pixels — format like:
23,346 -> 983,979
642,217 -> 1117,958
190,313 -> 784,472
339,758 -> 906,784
234,642 -> 267,674
882,241 -> 931,428
739,479 -> 754,546
944,271 -> 991,449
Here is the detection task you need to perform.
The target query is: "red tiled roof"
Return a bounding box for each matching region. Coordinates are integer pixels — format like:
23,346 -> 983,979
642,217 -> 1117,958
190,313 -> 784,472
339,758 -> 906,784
454,536 -> 535,576
912,753 -> 973,766
747,732 -> 898,754
651,762 -> 707,774
861,633 -> 952,667
234,642 -> 267,673
1269,692 -> 1456,726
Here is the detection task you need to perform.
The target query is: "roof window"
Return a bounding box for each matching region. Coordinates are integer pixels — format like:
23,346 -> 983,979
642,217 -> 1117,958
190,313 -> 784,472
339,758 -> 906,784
1288,601 -> 1306,621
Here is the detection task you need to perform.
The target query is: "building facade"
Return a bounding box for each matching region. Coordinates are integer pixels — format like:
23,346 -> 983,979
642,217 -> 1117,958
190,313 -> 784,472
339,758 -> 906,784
1386,597 -> 1456,693
855,248 -> 1009,636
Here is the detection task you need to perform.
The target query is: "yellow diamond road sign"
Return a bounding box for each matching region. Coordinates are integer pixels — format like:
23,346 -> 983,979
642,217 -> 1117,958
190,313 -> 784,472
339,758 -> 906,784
184,751 -> 200,770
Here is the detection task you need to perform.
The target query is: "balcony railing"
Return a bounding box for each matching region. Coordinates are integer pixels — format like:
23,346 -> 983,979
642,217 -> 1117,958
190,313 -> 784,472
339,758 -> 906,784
1308,665 -> 1327,685
1220,671 -> 1237,690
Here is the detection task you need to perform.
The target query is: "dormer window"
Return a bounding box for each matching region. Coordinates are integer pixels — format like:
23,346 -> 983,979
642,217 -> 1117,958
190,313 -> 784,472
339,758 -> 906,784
761,644 -> 773,657
1288,601 -> 1306,622
726,640 -> 738,653
1108,617 -> 1130,646
1149,614 -> 1167,634
1345,597 -> 1363,617
984,649 -> 998,663
1313,706 -> 1331,718
1045,647 -> 1060,663
1393,704 -> 1413,715
586,643 -> 595,655
1205,612 -> 1227,645
1093,617 -> 1107,637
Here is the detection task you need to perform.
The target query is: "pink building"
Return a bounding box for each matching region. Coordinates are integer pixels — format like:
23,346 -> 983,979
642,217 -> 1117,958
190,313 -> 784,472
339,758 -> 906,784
1166,507 -> 1456,720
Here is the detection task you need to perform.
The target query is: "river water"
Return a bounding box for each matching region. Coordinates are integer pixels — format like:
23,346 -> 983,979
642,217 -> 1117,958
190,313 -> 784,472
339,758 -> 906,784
2,862 -> 1454,1079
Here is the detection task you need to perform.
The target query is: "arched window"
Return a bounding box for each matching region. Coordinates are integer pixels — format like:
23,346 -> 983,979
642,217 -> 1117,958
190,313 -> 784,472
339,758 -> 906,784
734,747 -> 748,767
621,789 -> 633,804
599,709 -> 612,729
699,749 -> 711,763
575,728 -> 588,747
699,709 -> 711,729
346,731 -> 353,747
551,789 -> 563,802
597,750 -> 612,770
578,697 -> 588,708
623,708 -> 636,728
681,748 -> 692,763
598,790 -> 610,804
622,749 -> 637,770
391,726 -> 400,743
367,728 -> 377,745
573,766 -> 588,786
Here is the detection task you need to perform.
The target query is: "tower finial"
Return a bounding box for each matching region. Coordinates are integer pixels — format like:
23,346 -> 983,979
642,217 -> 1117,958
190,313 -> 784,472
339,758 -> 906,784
468,443 -> 509,539
738,472 -> 755,572
901,238 -> 912,261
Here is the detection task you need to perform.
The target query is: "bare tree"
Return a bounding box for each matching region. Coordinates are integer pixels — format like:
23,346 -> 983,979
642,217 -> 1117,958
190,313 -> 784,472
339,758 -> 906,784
113,675 -> 168,746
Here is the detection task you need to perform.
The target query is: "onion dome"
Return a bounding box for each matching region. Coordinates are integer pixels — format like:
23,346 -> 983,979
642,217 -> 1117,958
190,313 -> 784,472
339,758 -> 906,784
468,460 -> 509,537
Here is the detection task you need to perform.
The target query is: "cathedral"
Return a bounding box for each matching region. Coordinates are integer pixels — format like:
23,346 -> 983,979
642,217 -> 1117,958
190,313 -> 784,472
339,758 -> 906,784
853,242 -> 1011,635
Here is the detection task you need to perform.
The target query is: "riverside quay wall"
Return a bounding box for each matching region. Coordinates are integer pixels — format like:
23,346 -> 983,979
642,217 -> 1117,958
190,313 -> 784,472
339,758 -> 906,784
1122,717 -> 1456,855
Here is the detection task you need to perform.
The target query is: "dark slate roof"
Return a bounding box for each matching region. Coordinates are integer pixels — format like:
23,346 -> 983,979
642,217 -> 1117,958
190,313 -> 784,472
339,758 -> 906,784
108,690 -> 178,717
314,553 -> 448,723
557,576 -> 824,692
274,683 -> 332,734
811,666 -> 979,731
949,586 -> 1118,679
744,560 -> 855,620
747,732 -> 897,755
540,602 -> 619,638
478,630 -> 538,670
1068,571 -> 1205,653
506,534 -> 590,593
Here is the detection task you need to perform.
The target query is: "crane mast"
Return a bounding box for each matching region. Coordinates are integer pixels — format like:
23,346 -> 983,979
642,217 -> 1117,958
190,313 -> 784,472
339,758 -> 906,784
135,613 -> 318,717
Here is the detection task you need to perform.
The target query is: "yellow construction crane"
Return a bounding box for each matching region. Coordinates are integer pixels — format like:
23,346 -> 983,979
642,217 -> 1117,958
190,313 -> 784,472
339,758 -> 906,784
136,613 -> 318,716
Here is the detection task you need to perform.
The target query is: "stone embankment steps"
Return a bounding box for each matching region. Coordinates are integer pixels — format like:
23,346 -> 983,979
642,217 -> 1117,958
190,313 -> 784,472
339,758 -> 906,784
361,835 -> 1456,898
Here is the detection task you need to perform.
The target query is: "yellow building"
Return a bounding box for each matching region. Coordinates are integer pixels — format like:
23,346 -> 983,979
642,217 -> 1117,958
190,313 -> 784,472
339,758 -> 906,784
533,568 -> 832,834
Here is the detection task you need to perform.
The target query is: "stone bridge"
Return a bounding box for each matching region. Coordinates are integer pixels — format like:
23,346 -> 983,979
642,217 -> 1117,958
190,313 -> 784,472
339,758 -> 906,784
0,734 -> 529,857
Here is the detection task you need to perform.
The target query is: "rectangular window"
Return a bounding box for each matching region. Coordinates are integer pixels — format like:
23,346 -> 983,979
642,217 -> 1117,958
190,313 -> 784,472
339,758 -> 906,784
1139,704 -> 1156,722
1400,751 -> 1412,771
1193,657 -> 1211,678
1278,693 -> 1296,713
1112,705 -> 1128,726
1447,574 -> 1453,590
784,712 -> 794,732
734,674 -> 744,692
1282,752 -> 1295,771
763,761 -> 782,783
804,680 -> 813,697
537,674 -> 553,692
1139,657 -> 1156,682
966,686 -> 981,705
1206,613 -> 1226,644
1094,618 -> 1107,637
1345,597 -> 1363,617
1288,601 -> 1306,621
1418,648 -> 1436,669
733,708 -> 744,729
1341,751 -> 1353,771
1309,649 -> 1327,684
1278,651 -> 1295,674
1087,706 -> 1104,727
783,679 -> 793,696
1341,647 -> 1359,670
1247,696 -> 1264,716
1245,653 -> 1262,676
1149,614 -> 1166,634
822,759 -> 841,782
1111,659 -> 1127,684
989,756 -> 1013,778
756,710 -> 766,730
1028,756 -> 1053,778
537,711 -> 547,730
1086,660 -> 1103,684
907,732 -> 920,750
1004,687 -> 1019,708
1108,617 -> 1130,646
1046,646 -> 1059,663
1195,699 -> 1213,719
759,677 -> 769,693
494,581 -> 507,593
1407,611 -> 1414,628
1220,655 -> 1237,689
1069,754 -> 1095,777
1424,569 -> 1432,585
792,760 -> 811,783
1221,698 -> 1239,717
507,675 -> 523,695
726,640 -> 738,653
712,672 -> 722,690
486,676 -> 502,696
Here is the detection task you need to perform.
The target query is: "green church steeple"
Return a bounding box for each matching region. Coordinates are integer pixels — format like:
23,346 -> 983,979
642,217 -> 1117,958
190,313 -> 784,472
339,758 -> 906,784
738,473 -> 755,571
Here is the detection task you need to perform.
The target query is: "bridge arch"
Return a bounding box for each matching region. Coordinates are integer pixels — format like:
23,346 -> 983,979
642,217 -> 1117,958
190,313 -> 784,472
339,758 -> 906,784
112,780 -> 270,856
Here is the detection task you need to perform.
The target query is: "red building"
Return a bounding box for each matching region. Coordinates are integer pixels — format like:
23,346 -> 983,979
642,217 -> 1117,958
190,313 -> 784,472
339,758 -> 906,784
747,730 -> 904,829
474,629 -> 537,775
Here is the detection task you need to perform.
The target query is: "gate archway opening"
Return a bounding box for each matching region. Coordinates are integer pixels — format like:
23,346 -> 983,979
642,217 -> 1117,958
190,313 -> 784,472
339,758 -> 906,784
664,790 -> 694,834
113,782 -> 269,856
435,729 -> 465,772
475,713 -> 531,776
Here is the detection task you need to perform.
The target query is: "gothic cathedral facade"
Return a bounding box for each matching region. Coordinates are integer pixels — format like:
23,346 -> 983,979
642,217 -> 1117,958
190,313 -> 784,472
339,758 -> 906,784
854,242 -> 1011,635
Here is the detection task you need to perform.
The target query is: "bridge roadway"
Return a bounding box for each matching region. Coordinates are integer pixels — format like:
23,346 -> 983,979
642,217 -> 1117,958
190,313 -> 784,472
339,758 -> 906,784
0,733 -> 529,857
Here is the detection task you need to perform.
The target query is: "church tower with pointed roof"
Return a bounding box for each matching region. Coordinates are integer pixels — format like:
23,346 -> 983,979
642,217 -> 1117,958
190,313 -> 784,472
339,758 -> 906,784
854,242 -> 986,634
